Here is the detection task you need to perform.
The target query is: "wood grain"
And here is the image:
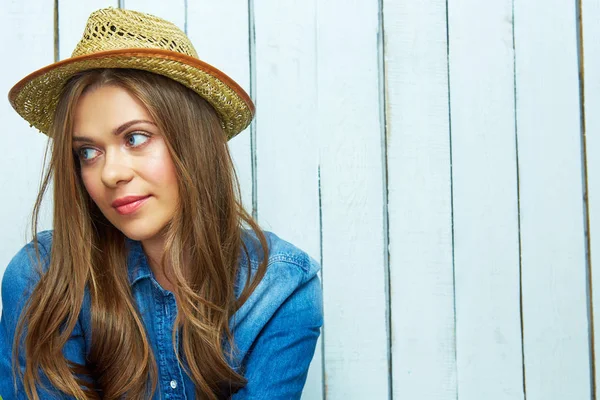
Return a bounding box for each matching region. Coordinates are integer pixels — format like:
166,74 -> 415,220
582,0 -> 600,397
317,1 -> 389,397
0,0 -> 55,303
515,0 -> 591,397
385,0 -> 457,398
448,0 -> 524,398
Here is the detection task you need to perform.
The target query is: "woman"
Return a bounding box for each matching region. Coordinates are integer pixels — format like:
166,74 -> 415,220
0,7 -> 322,400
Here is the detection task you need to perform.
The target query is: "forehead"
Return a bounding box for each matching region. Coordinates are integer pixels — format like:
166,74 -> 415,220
72,85 -> 153,136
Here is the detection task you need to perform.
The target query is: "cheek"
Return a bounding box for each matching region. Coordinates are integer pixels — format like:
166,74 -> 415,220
80,170 -> 103,205
144,150 -> 179,197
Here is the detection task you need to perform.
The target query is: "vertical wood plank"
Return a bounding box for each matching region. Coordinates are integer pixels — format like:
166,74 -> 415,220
58,0 -> 117,60
252,1 -> 322,398
448,1 -> 525,398
317,2 -> 389,398
0,0 -> 54,308
187,0 -> 253,216
384,0 -> 457,398
514,0 -> 592,397
582,0 -> 600,397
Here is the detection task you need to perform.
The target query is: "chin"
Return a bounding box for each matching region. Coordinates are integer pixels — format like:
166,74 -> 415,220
114,221 -> 169,243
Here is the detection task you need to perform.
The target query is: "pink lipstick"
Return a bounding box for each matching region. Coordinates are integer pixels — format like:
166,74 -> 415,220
112,195 -> 150,215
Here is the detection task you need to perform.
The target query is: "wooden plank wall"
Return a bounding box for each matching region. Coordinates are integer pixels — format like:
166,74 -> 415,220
0,1 -> 598,399
449,0 -> 523,398
515,0 -> 591,398
583,0 -> 600,398
386,1 -> 456,398
0,1 -> 54,277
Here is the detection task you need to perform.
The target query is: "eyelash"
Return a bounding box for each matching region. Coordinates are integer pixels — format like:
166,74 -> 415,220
75,131 -> 151,163
124,131 -> 151,148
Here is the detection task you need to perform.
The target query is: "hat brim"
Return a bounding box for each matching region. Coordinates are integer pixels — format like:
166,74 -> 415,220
8,48 -> 254,140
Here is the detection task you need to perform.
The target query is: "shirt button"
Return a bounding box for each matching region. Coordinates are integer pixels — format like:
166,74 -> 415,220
170,380 -> 177,389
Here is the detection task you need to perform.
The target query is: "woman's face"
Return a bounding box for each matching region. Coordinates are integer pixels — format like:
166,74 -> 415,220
72,84 -> 179,243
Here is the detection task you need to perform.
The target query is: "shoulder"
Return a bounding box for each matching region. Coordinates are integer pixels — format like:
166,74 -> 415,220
231,229 -> 323,355
236,229 -> 321,301
2,230 -> 54,300
264,231 -> 320,278
240,229 -> 320,279
1,231 -> 54,345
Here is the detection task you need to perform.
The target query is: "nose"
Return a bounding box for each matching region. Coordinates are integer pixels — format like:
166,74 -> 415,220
101,149 -> 134,188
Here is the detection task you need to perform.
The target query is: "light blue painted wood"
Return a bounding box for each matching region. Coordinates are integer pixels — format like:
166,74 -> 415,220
582,0 -> 600,397
252,1 -> 323,398
448,1 -> 525,399
514,0 -> 591,398
0,0 -> 54,314
384,0 -> 457,398
316,1 -> 389,398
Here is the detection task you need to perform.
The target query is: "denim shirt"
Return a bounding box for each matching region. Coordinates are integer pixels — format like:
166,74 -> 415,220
0,230 -> 323,399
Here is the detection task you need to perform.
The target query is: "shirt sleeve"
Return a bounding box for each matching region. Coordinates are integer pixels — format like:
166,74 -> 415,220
0,234 -> 86,399
232,272 -> 323,400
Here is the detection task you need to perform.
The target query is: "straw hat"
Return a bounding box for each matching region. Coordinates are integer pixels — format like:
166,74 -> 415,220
8,7 -> 254,140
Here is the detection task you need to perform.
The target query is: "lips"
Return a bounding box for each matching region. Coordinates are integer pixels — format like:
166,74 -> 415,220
111,195 -> 150,215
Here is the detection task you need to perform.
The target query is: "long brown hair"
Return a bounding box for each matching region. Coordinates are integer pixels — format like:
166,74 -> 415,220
14,69 -> 269,399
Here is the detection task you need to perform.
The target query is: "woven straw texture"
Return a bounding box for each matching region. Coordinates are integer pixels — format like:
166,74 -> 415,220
9,7 -> 254,140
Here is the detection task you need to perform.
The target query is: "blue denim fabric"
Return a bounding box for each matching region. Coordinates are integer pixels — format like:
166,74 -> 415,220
0,230 -> 323,399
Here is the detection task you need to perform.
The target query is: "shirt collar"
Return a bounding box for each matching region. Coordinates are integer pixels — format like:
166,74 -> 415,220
125,238 -> 152,286
124,229 -> 258,287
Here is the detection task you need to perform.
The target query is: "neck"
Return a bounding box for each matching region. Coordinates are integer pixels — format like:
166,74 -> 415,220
141,234 -> 176,292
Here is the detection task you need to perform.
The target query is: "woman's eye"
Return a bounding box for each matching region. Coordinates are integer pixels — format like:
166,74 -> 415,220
126,132 -> 150,147
78,147 -> 100,161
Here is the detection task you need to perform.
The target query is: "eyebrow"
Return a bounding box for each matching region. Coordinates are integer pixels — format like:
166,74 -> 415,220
72,119 -> 156,143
